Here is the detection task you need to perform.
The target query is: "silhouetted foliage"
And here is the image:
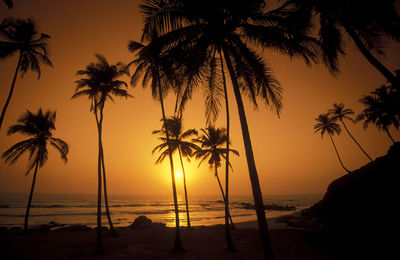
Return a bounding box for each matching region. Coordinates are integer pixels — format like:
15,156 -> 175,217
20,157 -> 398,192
193,126 -> 238,229
0,18 -> 53,131
128,34 -> 184,252
357,85 -> 399,144
328,103 -> 373,161
2,108 -> 68,232
138,0 -> 320,256
314,114 -> 351,173
289,0 -> 400,83
72,54 -> 131,251
153,116 -> 199,227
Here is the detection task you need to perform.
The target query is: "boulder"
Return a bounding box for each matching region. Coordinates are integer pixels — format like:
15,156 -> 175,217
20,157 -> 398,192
300,142 -> 399,244
128,216 -> 165,230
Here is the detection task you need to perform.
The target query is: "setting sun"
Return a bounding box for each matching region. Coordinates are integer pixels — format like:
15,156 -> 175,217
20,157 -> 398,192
175,171 -> 182,179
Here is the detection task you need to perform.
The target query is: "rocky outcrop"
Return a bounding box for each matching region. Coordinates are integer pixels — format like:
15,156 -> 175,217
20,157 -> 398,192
128,216 -> 166,230
299,142 -> 399,241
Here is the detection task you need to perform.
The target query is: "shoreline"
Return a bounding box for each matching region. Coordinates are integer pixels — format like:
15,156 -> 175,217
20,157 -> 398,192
0,214 -> 354,260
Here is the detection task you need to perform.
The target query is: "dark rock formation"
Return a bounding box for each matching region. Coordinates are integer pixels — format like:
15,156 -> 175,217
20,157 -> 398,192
292,142 -> 400,257
128,215 -> 166,230
237,202 -> 296,211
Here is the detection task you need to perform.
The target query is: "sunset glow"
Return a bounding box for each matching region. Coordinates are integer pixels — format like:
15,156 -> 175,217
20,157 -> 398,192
0,0 -> 399,198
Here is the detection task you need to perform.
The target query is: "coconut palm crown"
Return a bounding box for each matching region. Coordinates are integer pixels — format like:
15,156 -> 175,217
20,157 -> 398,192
0,18 -> 53,131
2,108 -> 68,232
328,103 -> 373,161
314,113 -> 350,173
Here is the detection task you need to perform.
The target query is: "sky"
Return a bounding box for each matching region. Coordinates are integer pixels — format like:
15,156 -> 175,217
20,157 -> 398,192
0,0 -> 399,197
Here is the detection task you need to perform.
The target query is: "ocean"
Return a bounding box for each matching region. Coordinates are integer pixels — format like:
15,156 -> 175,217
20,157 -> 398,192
0,193 -> 322,228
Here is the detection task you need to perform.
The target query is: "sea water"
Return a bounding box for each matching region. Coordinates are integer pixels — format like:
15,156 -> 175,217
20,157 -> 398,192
0,193 -> 322,228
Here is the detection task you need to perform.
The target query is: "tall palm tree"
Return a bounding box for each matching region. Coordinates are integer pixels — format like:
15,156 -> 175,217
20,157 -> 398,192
357,86 -> 399,144
2,108 -> 68,233
328,103 -> 373,161
314,114 -> 351,173
139,1 -> 319,257
152,116 -> 199,228
289,0 -> 400,84
193,126 -> 239,230
127,35 -> 184,252
0,18 -> 53,131
72,54 -> 131,251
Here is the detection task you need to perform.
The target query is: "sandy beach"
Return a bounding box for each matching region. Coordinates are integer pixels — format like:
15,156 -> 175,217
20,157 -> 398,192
0,217 -> 353,260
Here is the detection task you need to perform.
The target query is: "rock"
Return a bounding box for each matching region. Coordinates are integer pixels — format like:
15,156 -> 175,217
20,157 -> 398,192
237,202 -> 296,211
301,142 -> 400,241
128,216 -> 165,230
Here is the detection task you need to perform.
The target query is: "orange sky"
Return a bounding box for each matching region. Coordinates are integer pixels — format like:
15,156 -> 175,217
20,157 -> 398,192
0,0 -> 399,197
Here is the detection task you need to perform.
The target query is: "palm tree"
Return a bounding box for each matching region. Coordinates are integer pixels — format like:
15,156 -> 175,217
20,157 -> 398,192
2,108 -> 68,233
357,86 -> 399,144
314,114 -> 351,173
289,0 -> 400,84
0,18 -> 53,131
152,116 -> 199,228
127,35 -> 184,252
193,126 -> 239,229
328,103 -> 373,161
72,54 -> 131,251
139,1 -> 319,257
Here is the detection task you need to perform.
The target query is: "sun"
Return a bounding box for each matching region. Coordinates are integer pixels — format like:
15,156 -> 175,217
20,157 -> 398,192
175,171 -> 182,178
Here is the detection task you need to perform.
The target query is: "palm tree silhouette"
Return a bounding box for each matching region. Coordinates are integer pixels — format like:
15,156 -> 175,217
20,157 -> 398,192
72,54 -> 131,250
290,0 -> 400,84
139,1 -> 319,256
152,116 -> 199,228
314,114 -> 350,173
2,108 -> 68,233
127,35 -> 184,252
193,126 -> 238,228
328,103 -> 373,161
0,18 -> 53,131
357,86 -> 399,144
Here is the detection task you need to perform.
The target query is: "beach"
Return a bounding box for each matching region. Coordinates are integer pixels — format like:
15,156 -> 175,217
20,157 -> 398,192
0,216 -> 351,260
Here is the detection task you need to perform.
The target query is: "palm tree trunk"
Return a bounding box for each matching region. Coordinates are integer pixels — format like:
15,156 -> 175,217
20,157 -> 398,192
24,161 -> 39,233
223,45 -> 275,260
157,72 -> 184,252
341,120 -> 373,161
99,107 -> 115,233
0,56 -> 21,132
384,126 -> 396,144
220,52 -> 236,250
343,23 -> 397,85
329,134 -> 351,173
178,147 -> 191,227
214,163 -> 235,228
94,108 -> 103,253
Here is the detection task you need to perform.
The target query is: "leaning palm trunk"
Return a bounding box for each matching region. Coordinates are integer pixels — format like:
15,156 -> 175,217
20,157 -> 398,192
341,120 -> 373,161
178,148 -> 191,227
94,108 -> 103,252
214,164 -> 235,228
157,74 -> 184,251
98,107 -> 115,232
0,56 -> 21,132
100,144 -> 115,232
384,127 -> 396,144
24,161 -> 39,233
220,52 -> 236,250
223,46 -> 275,260
343,23 -> 397,85
329,134 -> 351,173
